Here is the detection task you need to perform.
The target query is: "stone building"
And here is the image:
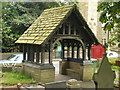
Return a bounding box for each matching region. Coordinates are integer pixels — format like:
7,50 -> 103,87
78,2 -> 105,44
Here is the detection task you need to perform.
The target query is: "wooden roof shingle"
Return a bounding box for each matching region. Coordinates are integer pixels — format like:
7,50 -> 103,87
16,4 -> 99,45
15,5 -> 75,45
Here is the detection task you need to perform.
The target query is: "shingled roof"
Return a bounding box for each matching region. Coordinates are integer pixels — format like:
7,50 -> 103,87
16,4 -> 99,45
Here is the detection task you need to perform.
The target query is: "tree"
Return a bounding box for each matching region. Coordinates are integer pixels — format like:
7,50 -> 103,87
97,2 -> 120,47
2,2 -> 61,52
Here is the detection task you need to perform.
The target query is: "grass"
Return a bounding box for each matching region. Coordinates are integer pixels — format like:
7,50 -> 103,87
1,57 -> 120,87
109,58 -> 120,88
108,57 -> 120,65
1,71 -> 37,86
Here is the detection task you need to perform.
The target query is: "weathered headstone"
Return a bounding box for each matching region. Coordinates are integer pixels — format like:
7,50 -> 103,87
45,80 -> 66,90
93,53 -> 115,89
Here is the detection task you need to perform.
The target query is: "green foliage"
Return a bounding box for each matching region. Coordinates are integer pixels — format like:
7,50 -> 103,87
97,2 -> 120,47
108,57 -> 120,65
2,72 -> 36,86
2,2 -> 61,52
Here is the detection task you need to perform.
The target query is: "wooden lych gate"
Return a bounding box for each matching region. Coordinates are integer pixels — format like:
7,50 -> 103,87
16,4 -> 99,83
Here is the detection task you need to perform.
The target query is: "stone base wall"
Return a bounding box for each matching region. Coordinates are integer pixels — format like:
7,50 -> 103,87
83,64 -> 94,81
60,61 -> 94,81
23,62 -> 55,83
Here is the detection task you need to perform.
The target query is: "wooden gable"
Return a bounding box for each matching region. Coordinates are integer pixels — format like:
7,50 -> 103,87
16,4 -> 99,45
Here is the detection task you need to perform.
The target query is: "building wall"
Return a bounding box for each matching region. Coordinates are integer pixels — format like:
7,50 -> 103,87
79,2 -> 88,21
78,2 -> 104,44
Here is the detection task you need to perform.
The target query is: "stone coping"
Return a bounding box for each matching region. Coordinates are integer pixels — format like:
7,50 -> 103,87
61,60 -> 93,66
23,62 -> 55,70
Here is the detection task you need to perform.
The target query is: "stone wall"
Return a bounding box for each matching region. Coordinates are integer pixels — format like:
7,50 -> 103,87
60,61 -> 94,81
23,62 -> 55,83
78,2 -> 104,44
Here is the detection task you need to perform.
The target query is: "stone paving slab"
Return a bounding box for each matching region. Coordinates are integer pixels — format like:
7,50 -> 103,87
55,74 -> 72,81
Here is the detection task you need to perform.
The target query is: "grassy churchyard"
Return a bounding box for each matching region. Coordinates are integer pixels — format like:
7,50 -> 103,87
0,71 -> 37,86
0,57 -> 120,87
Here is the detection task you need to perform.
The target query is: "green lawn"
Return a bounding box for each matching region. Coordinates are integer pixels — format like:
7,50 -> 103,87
1,57 -> 120,87
109,57 -> 120,65
1,71 -> 37,86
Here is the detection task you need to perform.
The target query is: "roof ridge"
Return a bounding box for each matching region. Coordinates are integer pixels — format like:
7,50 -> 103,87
43,4 -> 76,12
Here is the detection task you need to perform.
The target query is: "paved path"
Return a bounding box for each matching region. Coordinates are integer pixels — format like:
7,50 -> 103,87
53,61 -> 73,81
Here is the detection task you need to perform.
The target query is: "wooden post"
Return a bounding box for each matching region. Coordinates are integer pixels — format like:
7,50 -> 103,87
72,43 -> 74,58
36,45 -> 40,64
61,43 -> 65,59
63,23 -> 65,35
67,44 -> 70,58
23,44 -> 26,62
82,45 -> 86,60
27,45 -> 30,62
41,45 -> 45,64
29,45 -> 34,63
74,24 -> 76,35
77,44 -> 80,59
49,44 -> 53,64
31,46 -> 35,62
88,44 -> 91,60
68,22 -> 71,35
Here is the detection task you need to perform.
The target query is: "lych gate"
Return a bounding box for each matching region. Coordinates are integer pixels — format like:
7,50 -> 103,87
16,4 -> 99,83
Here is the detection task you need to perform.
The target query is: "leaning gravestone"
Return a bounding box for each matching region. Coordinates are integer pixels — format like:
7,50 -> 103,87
93,53 -> 116,89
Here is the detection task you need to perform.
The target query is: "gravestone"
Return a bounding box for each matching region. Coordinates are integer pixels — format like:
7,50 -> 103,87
93,53 -> 115,89
45,80 -> 66,90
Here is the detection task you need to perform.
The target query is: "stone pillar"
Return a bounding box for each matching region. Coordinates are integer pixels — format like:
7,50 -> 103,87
82,64 -> 94,81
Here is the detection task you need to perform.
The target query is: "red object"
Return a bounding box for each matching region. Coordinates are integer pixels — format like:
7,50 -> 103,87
91,44 -> 104,59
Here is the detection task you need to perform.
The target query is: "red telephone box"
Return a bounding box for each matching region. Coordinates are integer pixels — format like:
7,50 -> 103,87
91,44 -> 104,59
